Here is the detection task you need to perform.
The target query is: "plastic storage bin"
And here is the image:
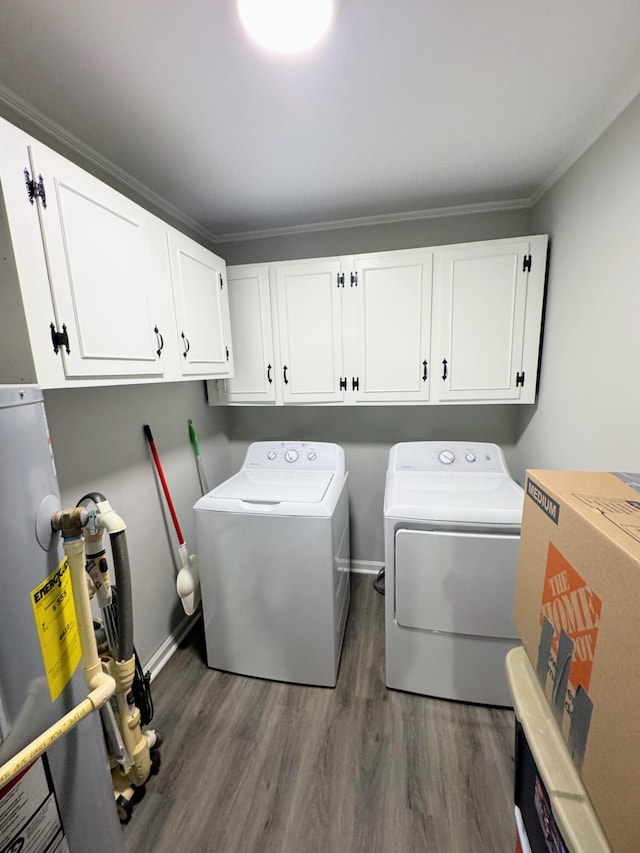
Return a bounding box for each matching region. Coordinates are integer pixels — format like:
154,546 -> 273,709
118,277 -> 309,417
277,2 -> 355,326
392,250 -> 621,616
506,647 -> 611,853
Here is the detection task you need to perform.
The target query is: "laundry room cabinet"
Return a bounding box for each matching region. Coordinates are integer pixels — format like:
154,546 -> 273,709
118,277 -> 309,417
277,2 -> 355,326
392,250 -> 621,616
213,235 -> 547,407
213,249 -> 435,406
0,114 -> 233,388
348,250 -> 433,403
166,228 -> 234,378
275,258 -> 345,403
432,235 -> 547,404
221,265 -> 277,403
24,141 -> 171,381
214,259 -> 346,405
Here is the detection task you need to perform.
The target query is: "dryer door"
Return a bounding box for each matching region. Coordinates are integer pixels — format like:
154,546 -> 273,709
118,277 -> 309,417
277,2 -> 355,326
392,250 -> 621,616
395,528 -> 520,638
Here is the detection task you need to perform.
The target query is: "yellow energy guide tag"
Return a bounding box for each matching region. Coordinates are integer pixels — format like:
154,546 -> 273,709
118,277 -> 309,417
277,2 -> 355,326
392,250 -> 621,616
31,557 -> 81,702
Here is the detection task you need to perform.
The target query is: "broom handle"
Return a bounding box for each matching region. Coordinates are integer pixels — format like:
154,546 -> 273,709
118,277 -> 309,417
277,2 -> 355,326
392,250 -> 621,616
143,424 -> 185,546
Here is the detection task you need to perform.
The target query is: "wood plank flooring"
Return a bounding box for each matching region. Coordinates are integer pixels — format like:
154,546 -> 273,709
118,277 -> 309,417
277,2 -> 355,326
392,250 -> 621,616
124,575 -> 516,853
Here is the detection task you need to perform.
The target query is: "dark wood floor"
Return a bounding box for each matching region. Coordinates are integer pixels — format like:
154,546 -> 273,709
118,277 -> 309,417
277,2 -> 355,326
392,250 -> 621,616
124,574 -> 516,853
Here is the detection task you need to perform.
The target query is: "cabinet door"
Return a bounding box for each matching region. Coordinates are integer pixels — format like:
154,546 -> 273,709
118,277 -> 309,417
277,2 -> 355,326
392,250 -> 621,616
433,238 -> 546,402
350,250 -> 433,402
223,265 -> 276,402
275,259 -> 344,403
167,230 -> 233,377
28,144 -> 164,379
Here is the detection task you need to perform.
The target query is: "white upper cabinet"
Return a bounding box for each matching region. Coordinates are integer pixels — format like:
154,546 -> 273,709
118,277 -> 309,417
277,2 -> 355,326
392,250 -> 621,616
27,142 -> 167,379
222,264 -> 276,402
217,236 -> 547,407
432,236 -> 547,403
166,229 -> 233,378
349,250 -> 433,403
0,115 -> 234,388
275,259 -> 345,403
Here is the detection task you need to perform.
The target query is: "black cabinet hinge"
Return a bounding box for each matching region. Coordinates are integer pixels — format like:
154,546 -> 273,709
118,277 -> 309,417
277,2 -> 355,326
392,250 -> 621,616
337,273 -> 345,288
516,371 -> 525,387
522,254 -> 532,273
350,272 -> 358,287
50,322 -> 70,355
352,377 -> 359,391
25,168 -> 47,208
339,377 -> 347,391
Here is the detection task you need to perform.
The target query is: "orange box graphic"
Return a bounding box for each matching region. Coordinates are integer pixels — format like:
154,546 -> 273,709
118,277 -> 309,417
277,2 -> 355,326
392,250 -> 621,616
540,543 -> 602,694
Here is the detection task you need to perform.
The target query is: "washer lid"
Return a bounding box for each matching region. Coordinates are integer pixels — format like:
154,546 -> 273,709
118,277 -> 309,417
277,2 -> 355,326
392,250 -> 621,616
198,469 -> 335,506
384,472 -> 524,525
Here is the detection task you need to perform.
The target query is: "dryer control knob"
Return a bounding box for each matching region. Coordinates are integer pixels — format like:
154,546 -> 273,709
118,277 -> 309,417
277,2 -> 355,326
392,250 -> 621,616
284,449 -> 299,463
307,451 -> 317,461
465,452 -> 476,463
267,450 -> 276,460
438,450 -> 455,465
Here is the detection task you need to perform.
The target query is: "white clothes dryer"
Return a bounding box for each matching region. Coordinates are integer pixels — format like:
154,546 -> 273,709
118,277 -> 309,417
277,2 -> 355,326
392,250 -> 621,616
194,441 -> 350,687
384,441 -> 523,706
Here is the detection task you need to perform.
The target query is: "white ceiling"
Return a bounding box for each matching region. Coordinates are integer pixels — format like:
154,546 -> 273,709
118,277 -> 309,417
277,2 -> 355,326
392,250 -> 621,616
1,0 -> 640,242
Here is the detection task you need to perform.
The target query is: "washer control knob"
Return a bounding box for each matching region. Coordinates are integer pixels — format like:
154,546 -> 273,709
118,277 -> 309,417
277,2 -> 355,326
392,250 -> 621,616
284,449 -> 299,463
267,450 -> 277,460
438,450 -> 455,465
307,451 -> 317,461
465,452 -> 476,463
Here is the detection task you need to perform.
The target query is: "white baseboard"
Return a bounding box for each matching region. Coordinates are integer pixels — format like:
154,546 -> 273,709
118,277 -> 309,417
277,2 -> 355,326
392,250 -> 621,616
145,611 -> 201,682
350,560 -> 384,575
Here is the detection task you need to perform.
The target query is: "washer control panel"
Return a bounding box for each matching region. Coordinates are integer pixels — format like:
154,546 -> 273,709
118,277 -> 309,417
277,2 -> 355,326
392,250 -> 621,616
392,441 -> 508,474
243,441 -> 345,474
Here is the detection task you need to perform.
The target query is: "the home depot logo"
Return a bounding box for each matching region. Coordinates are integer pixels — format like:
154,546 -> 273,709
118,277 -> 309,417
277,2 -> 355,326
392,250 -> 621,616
541,543 -> 602,691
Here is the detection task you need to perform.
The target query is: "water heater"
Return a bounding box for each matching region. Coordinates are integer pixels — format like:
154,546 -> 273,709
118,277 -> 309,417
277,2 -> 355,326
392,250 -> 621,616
0,386 -> 123,852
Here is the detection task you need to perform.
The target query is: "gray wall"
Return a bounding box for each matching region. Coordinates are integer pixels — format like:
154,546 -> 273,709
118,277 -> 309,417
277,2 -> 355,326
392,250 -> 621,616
513,93 -> 640,479
44,381 -> 230,666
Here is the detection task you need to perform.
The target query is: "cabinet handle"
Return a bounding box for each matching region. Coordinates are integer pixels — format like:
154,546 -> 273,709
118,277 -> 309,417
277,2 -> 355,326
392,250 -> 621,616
181,331 -> 190,359
352,377 -> 359,391
442,359 -> 448,381
283,365 -> 289,384
339,377 -> 347,391
267,364 -> 273,384
422,360 -> 428,382
154,325 -> 164,357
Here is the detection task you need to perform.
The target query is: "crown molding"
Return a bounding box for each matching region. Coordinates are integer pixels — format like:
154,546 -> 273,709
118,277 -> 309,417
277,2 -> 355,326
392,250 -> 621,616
0,82 -> 216,245
213,198 -> 534,244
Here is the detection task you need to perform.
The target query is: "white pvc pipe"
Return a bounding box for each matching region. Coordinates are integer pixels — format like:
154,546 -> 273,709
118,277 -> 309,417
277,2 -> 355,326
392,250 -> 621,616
0,675 -> 115,789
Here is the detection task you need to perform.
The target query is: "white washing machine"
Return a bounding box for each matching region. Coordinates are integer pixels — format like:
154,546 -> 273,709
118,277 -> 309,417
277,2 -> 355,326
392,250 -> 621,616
384,441 -> 523,706
194,440 -> 350,687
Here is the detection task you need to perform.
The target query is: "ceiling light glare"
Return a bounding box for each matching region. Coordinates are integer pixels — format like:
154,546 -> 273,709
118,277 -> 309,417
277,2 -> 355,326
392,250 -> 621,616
238,0 -> 333,54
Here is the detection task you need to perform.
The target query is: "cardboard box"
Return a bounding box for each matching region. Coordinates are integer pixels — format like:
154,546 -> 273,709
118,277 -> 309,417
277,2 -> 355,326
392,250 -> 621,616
514,470 -> 640,853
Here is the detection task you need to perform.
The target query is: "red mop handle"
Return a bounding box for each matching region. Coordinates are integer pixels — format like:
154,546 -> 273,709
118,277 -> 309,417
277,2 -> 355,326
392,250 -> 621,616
143,424 -> 185,546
